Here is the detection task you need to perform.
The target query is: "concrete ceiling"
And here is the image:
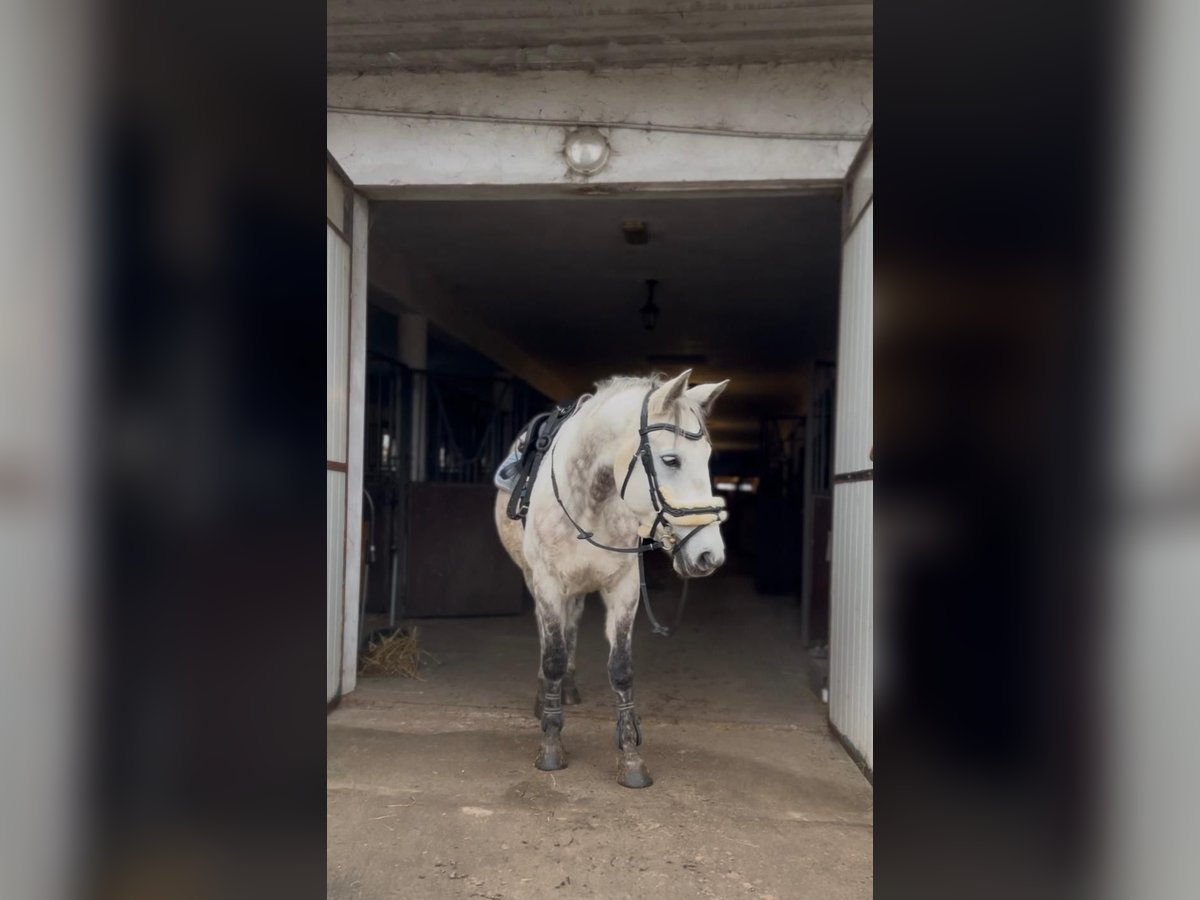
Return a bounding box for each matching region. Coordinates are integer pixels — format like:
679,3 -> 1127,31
328,1 -> 873,73
371,192 -> 841,448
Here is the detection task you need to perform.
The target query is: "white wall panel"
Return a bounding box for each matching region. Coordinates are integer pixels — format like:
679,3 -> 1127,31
327,471 -> 346,702
327,179 -> 355,702
834,202 -> 873,475
327,226 -> 351,463
340,193 -> 370,696
829,148 -> 873,770
829,479 -> 873,770
847,143 -> 873,230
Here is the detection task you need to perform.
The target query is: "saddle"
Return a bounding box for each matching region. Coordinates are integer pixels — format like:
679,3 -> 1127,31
495,397 -> 583,523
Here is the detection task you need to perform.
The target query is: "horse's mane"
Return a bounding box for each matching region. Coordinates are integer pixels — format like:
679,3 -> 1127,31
590,372 -> 709,435
591,373 -> 661,398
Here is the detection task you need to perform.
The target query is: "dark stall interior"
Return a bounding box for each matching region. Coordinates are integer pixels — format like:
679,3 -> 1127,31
358,192 -> 841,659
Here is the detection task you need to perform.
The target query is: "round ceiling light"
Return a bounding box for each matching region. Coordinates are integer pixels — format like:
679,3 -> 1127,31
563,127 -> 610,175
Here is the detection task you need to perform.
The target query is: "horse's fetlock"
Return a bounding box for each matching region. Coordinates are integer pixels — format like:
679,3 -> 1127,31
608,657 -> 633,693
614,707 -> 642,749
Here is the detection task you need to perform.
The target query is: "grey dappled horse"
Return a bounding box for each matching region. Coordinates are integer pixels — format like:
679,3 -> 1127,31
494,371 -> 729,787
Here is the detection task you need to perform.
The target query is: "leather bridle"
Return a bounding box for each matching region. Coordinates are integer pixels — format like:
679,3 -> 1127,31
548,385 -> 728,635
617,384 -> 728,554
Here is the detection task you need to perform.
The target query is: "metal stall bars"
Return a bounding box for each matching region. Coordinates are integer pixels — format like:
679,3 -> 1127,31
363,354 -> 412,633
381,366 -> 548,618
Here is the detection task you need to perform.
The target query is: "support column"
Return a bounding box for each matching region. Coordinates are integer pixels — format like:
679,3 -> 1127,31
396,313 -> 427,482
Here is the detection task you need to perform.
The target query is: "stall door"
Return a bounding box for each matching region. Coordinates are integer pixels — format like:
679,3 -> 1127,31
829,134 -> 873,771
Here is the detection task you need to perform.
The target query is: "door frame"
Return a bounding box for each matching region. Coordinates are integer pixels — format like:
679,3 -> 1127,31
328,152 -> 370,704
328,138 -> 870,700
827,129 -> 874,774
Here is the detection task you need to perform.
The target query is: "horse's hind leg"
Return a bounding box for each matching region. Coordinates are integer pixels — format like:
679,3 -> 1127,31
602,578 -> 653,788
532,593 -> 569,771
562,594 -> 585,705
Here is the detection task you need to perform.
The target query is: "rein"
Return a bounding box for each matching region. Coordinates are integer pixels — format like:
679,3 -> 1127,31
547,385 -> 724,637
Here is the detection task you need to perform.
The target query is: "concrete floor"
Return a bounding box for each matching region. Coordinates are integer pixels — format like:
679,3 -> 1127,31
328,571 -> 872,899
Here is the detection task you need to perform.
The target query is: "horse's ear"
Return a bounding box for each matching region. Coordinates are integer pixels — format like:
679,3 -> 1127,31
685,379 -> 730,416
649,369 -> 692,415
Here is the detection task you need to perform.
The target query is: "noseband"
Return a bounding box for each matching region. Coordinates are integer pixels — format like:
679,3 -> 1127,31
548,385 -> 727,635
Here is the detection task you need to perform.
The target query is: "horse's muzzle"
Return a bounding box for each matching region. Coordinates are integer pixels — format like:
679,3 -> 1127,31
676,546 -> 725,578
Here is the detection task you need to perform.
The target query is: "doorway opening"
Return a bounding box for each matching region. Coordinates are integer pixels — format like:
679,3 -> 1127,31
361,190 -> 843,665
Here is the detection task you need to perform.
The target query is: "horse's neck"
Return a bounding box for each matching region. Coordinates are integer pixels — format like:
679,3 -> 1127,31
555,392 -> 639,537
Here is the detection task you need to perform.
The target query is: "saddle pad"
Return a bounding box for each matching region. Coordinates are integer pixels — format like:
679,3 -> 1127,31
493,445 -> 523,493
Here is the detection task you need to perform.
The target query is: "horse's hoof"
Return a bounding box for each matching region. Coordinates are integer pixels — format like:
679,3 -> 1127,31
563,683 -> 582,705
617,760 -> 653,789
535,745 -> 567,771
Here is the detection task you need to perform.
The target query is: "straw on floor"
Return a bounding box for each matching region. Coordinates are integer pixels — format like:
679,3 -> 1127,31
358,626 -> 437,678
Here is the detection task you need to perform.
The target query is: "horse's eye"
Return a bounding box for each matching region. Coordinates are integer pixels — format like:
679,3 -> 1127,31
660,454 -> 681,469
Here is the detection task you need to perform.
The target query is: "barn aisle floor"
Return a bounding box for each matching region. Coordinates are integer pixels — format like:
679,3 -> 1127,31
328,573 -> 872,899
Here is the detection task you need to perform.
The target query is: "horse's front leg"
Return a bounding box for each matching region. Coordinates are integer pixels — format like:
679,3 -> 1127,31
532,593 -> 569,772
603,577 -> 653,788
562,594 -> 585,705
536,593 -> 584,718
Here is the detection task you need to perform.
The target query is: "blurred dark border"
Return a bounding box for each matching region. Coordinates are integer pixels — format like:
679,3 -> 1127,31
875,0 -> 1116,896
92,2 -> 328,897
83,0 -> 1124,895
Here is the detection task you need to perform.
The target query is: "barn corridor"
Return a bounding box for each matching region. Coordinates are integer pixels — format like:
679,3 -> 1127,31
327,572 -> 872,899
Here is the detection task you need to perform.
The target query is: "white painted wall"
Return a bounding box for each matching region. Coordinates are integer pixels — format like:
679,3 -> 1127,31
326,468 -> 347,702
327,157 -> 370,703
328,61 -> 871,192
830,478 -> 873,769
1108,0 -> 1200,892
834,156 -> 873,476
340,194 -> 370,697
829,144 -> 873,770
327,222 -> 350,703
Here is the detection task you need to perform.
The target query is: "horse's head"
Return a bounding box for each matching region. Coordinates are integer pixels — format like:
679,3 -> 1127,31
614,370 -> 731,578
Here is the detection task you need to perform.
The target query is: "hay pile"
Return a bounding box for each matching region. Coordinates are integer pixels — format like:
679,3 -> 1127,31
358,626 -> 436,678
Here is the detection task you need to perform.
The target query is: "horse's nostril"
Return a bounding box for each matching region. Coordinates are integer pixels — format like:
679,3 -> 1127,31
697,551 -> 713,570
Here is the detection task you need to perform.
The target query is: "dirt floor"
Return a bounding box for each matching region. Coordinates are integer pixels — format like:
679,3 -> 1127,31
328,571 -> 872,899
